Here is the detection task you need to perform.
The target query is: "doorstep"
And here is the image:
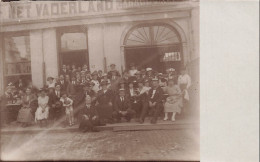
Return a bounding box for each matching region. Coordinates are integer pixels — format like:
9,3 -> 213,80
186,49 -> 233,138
1,117 -> 199,134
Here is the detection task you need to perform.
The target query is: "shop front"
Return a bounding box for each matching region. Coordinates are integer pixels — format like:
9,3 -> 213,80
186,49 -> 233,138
0,0 -> 199,94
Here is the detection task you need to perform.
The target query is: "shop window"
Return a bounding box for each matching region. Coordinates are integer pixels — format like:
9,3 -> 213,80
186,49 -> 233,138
4,33 -> 32,88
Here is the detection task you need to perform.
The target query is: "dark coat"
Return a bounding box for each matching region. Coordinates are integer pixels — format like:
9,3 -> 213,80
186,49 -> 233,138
148,86 -> 164,104
113,95 -> 132,112
96,89 -> 114,105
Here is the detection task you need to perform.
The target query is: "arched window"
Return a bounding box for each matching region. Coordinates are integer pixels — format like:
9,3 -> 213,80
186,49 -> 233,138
124,24 -> 181,47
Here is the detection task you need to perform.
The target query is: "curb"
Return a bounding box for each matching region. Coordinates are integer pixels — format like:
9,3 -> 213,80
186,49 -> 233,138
1,122 -> 199,134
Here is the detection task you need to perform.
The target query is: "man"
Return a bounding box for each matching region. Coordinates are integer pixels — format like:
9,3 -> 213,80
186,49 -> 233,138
112,88 -> 135,122
95,81 -> 114,123
48,84 -> 64,122
57,75 -> 68,92
107,64 -> 121,79
79,95 -> 103,132
60,65 -> 70,76
147,78 -> 164,124
66,76 -> 78,100
136,79 -> 150,124
91,71 -> 100,93
146,68 -> 154,81
177,67 -> 191,116
78,95 -> 102,132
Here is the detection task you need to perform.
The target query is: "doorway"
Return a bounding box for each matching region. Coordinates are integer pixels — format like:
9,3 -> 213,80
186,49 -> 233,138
123,23 -> 184,73
125,45 -> 182,73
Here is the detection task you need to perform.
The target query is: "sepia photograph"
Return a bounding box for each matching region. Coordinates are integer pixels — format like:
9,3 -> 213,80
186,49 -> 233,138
0,0 -> 200,161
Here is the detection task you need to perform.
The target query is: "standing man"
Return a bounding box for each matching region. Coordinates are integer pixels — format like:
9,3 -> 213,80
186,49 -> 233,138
148,78 -> 164,124
107,64 -> 121,79
95,81 -> 114,124
48,84 -> 63,123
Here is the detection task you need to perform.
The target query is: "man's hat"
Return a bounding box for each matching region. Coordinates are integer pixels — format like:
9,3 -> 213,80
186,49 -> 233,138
110,63 -> 116,67
47,77 -> 54,81
135,71 -> 141,75
129,63 -> 135,67
146,68 -> 152,71
119,88 -> 125,91
152,77 -> 159,81
92,71 -> 98,76
167,68 -> 175,72
39,88 -> 47,93
102,73 -> 108,77
100,80 -> 108,86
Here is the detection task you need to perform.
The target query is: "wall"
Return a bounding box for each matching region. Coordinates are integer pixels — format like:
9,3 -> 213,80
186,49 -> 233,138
0,34 -> 3,95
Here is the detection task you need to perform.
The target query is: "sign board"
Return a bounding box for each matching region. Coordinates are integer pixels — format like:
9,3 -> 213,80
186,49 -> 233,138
0,0 -> 183,23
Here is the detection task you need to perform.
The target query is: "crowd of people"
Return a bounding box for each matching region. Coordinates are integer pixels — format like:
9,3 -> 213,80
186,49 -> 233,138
1,63 -> 191,132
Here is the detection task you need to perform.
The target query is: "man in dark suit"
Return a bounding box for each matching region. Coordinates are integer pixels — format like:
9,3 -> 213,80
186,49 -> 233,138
60,64 -> 70,76
112,88 -> 135,122
79,95 -> 104,132
66,76 -> 78,100
107,64 -> 121,79
147,77 -> 164,124
48,84 -> 64,122
56,75 -> 68,92
95,81 -> 114,123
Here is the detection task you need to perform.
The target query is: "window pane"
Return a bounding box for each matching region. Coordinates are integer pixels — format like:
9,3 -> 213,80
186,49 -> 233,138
4,35 -> 31,75
4,36 -> 31,63
61,33 -> 87,52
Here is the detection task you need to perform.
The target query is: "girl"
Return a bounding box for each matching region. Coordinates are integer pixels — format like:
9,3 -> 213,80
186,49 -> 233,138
163,79 -> 182,122
60,93 -> 74,126
46,77 -> 55,88
35,88 -> 49,127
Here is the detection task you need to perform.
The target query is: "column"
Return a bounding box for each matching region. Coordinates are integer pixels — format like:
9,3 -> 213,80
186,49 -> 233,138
30,29 -> 44,89
43,28 -> 58,79
0,34 -> 4,95
88,24 -> 105,72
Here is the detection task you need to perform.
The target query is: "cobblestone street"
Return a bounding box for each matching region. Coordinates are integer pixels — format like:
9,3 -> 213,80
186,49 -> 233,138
1,129 -> 199,161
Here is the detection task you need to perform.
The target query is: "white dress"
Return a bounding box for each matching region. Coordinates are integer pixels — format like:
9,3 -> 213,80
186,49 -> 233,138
35,96 -> 49,121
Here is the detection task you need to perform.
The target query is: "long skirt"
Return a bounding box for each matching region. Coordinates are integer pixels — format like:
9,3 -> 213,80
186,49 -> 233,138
17,108 -> 33,123
164,97 -> 182,113
35,107 -> 49,121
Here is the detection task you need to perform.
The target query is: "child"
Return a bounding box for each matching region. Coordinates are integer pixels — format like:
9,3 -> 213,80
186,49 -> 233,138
60,93 -> 74,126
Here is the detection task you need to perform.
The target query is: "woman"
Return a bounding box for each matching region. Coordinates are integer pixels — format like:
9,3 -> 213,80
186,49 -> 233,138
17,88 -> 37,127
35,88 -> 50,127
163,79 -> 183,122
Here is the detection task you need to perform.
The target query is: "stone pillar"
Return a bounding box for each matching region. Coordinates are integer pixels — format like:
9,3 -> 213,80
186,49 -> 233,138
43,28 -> 59,79
103,23 -> 123,73
0,34 -> 4,95
30,29 -> 44,89
88,24 -> 105,72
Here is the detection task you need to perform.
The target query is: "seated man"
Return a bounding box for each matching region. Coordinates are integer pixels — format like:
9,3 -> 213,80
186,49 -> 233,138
79,95 -> 103,132
113,88 -> 135,122
148,78 -> 164,124
95,81 -> 114,124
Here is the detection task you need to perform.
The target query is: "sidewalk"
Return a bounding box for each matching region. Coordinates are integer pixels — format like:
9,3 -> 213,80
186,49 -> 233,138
1,116 -> 199,134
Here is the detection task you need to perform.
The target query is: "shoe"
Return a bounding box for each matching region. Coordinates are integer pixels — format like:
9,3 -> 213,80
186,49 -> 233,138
139,119 -> 144,124
163,117 -> 168,121
171,118 -> 175,122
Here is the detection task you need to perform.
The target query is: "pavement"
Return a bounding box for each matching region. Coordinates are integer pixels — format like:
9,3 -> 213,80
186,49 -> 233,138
1,129 -> 200,161
1,115 -> 199,134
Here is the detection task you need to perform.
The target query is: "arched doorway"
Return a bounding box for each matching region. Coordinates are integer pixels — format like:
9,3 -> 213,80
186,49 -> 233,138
123,23 -> 184,73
